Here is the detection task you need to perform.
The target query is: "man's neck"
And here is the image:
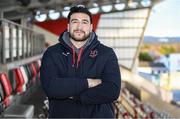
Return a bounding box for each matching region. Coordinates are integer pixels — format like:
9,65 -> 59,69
70,39 -> 87,49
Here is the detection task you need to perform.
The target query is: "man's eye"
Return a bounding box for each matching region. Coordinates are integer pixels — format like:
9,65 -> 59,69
83,21 -> 88,24
72,21 -> 78,23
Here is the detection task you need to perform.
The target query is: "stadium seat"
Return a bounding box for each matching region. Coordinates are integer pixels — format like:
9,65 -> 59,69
13,68 -> 26,94
0,72 -> 34,118
0,73 -> 12,107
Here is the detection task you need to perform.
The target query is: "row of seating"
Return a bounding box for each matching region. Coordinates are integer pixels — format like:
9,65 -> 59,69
0,59 -> 41,118
116,87 -> 172,118
12,60 -> 41,94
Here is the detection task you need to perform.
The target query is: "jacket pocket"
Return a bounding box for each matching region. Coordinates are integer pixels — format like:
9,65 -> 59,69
91,103 -> 115,118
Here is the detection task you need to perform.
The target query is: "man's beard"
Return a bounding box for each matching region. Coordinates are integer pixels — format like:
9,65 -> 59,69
70,30 -> 91,42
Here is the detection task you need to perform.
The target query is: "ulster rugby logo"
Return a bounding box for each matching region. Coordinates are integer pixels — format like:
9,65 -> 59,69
89,49 -> 98,58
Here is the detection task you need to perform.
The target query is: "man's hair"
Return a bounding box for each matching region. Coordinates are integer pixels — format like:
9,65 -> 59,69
67,5 -> 92,23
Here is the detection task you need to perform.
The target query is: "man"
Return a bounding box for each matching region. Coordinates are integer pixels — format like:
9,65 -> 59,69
40,5 -> 121,118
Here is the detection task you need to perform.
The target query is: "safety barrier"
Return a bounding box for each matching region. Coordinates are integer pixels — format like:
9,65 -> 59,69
0,18 -> 45,64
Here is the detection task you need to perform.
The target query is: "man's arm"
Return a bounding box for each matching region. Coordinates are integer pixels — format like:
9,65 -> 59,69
40,49 -> 88,99
77,49 -> 121,104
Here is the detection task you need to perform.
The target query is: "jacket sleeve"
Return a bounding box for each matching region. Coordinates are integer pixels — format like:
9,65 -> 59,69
78,49 -> 121,104
40,49 -> 88,99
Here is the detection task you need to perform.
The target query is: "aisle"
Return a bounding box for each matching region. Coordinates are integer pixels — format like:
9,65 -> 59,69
25,84 -> 47,117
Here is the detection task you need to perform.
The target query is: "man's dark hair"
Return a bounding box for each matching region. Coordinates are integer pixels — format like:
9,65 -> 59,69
67,5 -> 92,23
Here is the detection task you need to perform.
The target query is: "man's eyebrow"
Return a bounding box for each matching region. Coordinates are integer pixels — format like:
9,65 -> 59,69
70,18 -> 90,22
82,19 -> 89,22
71,19 -> 78,22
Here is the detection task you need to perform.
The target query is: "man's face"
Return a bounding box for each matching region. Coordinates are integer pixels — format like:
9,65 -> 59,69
68,13 -> 93,42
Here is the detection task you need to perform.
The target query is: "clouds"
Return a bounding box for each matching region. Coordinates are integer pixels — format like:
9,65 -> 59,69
145,0 -> 180,37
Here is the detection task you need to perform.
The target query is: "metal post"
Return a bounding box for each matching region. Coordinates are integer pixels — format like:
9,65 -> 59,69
0,13 -> 2,65
0,10 -> 3,19
131,8 -> 152,71
1,21 -> 6,63
30,32 -> 33,56
16,26 -> 20,60
26,30 -> 29,57
31,32 -> 33,56
36,35 -> 39,54
0,20 -> 2,63
9,24 -> 14,62
33,33 -> 35,55
22,28 -> 25,58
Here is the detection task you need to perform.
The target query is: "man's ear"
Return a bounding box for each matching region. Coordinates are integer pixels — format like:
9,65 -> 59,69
67,24 -> 69,32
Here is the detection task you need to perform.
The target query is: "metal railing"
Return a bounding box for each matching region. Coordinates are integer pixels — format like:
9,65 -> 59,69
0,18 -> 45,64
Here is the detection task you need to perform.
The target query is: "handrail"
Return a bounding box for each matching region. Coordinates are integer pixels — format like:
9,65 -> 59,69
0,18 -> 38,33
0,19 -> 45,65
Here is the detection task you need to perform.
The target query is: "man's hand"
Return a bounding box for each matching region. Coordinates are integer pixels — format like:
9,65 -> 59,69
87,78 -> 102,88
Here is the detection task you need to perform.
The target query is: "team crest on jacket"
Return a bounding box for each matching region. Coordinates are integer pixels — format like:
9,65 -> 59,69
89,49 -> 98,58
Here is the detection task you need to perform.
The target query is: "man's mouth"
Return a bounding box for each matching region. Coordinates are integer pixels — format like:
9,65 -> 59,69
74,30 -> 84,34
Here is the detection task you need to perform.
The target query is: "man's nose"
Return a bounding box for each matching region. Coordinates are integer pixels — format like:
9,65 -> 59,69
77,22 -> 82,30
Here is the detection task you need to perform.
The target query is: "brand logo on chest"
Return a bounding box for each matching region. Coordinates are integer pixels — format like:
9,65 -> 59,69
62,52 -> 70,56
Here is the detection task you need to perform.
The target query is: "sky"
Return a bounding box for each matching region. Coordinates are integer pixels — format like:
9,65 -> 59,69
144,0 -> 180,37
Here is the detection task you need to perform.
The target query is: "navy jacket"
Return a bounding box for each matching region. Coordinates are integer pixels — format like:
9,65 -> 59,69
40,31 -> 121,118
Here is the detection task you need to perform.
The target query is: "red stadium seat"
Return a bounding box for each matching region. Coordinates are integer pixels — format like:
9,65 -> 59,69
0,73 -> 12,107
30,63 -> 37,83
20,66 -> 29,86
13,68 -> 26,94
